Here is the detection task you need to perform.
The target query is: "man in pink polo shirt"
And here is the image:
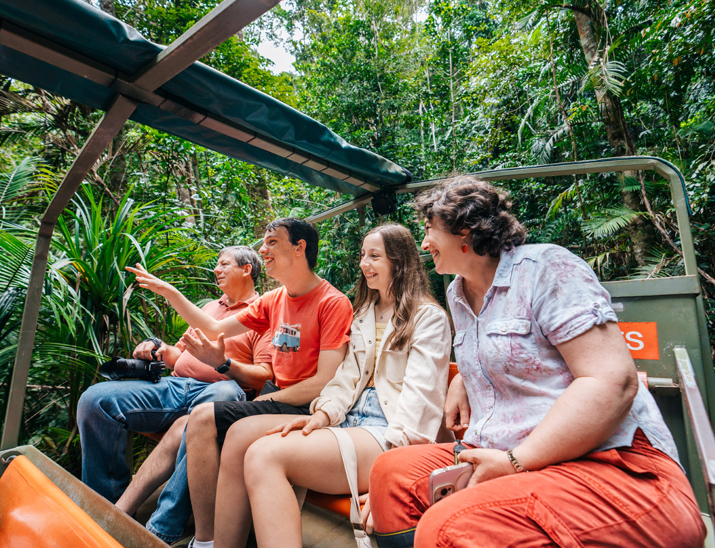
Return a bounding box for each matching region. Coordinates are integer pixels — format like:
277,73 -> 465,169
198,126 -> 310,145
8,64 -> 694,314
78,246 -> 271,542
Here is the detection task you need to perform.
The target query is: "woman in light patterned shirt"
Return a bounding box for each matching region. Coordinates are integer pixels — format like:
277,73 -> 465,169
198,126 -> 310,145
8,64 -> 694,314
368,176 -> 705,548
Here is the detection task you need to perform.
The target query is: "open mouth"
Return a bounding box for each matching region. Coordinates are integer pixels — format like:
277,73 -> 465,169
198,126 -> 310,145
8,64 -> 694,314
364,272 -> 377,280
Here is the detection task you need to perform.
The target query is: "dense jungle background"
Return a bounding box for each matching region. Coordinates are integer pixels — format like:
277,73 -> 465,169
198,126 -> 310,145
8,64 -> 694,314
0,0 -> 713,474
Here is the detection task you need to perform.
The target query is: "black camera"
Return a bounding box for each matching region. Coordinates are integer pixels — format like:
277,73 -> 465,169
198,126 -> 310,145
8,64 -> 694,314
99,357 -> 166,383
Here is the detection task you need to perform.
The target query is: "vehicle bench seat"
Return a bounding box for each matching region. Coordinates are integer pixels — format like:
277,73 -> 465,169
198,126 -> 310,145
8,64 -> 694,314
0,455 -> 124,548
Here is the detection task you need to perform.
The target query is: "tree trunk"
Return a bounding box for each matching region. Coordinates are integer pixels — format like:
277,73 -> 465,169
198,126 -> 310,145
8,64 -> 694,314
248,170 -> 279,292
99,0 -> 115,16
573,10 -> 654,266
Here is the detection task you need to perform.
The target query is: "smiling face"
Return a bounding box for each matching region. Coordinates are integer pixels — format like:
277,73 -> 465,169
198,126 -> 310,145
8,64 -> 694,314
214,254 -> 248,294
360,231 -> 393,297
259,226 -> 300,281
421,217 -> 465,275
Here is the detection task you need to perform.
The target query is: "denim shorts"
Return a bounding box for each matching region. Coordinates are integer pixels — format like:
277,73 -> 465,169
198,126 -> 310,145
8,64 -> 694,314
339,387 -> 389,451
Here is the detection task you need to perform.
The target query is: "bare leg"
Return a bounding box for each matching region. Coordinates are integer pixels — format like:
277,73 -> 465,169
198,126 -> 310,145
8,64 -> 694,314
213,415 -> 308,548
115,416 -> 188,516
186,402 -> 221,542
242,428 -> 383,548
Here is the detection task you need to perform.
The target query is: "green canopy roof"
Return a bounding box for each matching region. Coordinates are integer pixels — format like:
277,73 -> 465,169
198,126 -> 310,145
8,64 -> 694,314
0,0 -> 411,195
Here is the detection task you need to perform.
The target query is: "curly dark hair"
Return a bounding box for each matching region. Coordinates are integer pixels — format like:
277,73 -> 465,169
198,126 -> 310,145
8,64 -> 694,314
414,176 -> 526,258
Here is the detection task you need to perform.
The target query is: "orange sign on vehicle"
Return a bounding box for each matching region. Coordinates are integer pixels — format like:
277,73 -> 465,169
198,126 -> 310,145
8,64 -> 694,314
618,322 -> 660,360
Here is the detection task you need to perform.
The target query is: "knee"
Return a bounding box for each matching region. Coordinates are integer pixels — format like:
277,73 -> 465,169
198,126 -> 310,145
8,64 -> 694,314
221,418 -> 261,458
187,403 -> 216,436
414,504 -> 450,548
77,383 -> 106,424
370,447 -> 408,499
243,437 -> 283,490
212,381 -> 245,403
243,437 -> 271,475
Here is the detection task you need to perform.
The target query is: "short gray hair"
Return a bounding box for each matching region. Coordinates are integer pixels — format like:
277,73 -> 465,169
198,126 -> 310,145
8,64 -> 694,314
218,245 -> 262,284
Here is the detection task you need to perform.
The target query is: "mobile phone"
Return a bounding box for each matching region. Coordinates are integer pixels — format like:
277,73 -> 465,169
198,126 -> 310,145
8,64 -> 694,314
429,462 -> 474,505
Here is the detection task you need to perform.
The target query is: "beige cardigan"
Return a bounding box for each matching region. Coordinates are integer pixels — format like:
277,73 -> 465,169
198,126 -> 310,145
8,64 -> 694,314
310,302 -> 454,447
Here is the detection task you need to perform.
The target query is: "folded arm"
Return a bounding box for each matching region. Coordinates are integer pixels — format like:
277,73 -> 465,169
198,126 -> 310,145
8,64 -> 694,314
460,321 -> 639,484
512,321 -> 639,469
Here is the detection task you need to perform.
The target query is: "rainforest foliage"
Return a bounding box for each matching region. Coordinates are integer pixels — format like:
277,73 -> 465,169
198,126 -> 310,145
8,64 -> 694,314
0,0 -> 713,472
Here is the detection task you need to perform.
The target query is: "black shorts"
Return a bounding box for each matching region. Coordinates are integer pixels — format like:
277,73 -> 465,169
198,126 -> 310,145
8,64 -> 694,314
213,380 -> 310,444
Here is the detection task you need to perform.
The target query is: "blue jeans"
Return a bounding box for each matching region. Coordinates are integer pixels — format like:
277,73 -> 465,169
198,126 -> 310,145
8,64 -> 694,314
339,388 -> 389,451
77,376 -> 245,542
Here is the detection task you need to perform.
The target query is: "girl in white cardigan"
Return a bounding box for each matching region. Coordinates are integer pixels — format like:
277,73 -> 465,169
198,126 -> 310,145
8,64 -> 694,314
213,223 -> 452,548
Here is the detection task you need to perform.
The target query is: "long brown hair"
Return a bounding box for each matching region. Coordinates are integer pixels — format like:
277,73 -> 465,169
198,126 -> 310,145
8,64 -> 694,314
353,223 -> 440,351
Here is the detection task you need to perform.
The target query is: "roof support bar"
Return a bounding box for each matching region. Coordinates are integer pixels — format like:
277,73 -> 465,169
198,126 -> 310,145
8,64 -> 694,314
305,195 -> 374,224
130,0 -> 281,91
396,156 -> 696,275
1,94 -> 138,450
0,18 -> 379,194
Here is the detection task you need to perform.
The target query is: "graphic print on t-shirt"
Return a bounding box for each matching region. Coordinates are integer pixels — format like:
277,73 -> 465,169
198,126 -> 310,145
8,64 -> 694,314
272,322 -> 301,352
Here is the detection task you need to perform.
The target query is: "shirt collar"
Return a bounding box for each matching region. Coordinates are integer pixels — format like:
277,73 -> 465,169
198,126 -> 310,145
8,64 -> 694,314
218,291 -> 259,311
449,247 -> 516,314
492,247 -> 516,288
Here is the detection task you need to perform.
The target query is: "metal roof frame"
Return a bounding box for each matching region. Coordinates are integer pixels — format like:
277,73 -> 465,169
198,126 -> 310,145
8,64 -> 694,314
1,0 -> 283,450
0,18 -> 382,194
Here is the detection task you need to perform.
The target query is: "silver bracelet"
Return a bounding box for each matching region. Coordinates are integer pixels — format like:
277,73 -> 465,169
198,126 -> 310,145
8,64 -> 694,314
506,449 -> 529,473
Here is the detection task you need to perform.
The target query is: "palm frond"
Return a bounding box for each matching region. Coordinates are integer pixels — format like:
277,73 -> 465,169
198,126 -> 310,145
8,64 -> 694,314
581,207 -> 645,239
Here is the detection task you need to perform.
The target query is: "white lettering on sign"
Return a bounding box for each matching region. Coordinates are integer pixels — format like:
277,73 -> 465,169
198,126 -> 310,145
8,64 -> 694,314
623,330 -> 645,351
617,322 -> 659,360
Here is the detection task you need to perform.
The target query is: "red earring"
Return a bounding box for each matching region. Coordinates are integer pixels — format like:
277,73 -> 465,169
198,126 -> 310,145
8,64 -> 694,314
462,243 -> 468,253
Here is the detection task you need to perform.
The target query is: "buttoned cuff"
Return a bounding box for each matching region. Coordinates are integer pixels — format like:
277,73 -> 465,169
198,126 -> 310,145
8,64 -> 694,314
548,304 -> 618,346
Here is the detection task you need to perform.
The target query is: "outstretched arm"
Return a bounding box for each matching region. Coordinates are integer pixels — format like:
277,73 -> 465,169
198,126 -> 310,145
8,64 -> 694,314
126,264 -> 247,339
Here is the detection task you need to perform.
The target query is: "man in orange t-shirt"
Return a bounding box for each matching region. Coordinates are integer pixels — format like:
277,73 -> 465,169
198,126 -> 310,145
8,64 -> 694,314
79,246 -> 272,543
127,218 -> 353,545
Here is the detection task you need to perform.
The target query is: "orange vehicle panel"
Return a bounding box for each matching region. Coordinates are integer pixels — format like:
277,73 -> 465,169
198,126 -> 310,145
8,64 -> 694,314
0,455 -> 123,548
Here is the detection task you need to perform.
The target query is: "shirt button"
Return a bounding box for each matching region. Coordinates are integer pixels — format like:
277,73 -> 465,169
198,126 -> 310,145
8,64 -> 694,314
359,319 -> 363,323
384,400 -> 388,405
368,340 -> 372,344
501,327 -> 507,333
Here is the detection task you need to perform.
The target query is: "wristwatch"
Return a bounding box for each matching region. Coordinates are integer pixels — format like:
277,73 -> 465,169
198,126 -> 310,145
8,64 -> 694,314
142,337 -> 162,349
216,358 -> 231,374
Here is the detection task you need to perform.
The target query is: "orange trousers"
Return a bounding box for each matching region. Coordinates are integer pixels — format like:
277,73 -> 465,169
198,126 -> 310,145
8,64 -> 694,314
370,431 -> 706,548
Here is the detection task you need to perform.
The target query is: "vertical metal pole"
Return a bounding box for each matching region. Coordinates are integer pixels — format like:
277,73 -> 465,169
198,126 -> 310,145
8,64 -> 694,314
1,95 -> 137,450
663,167 -> 715,420
664,167 -> 698,277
